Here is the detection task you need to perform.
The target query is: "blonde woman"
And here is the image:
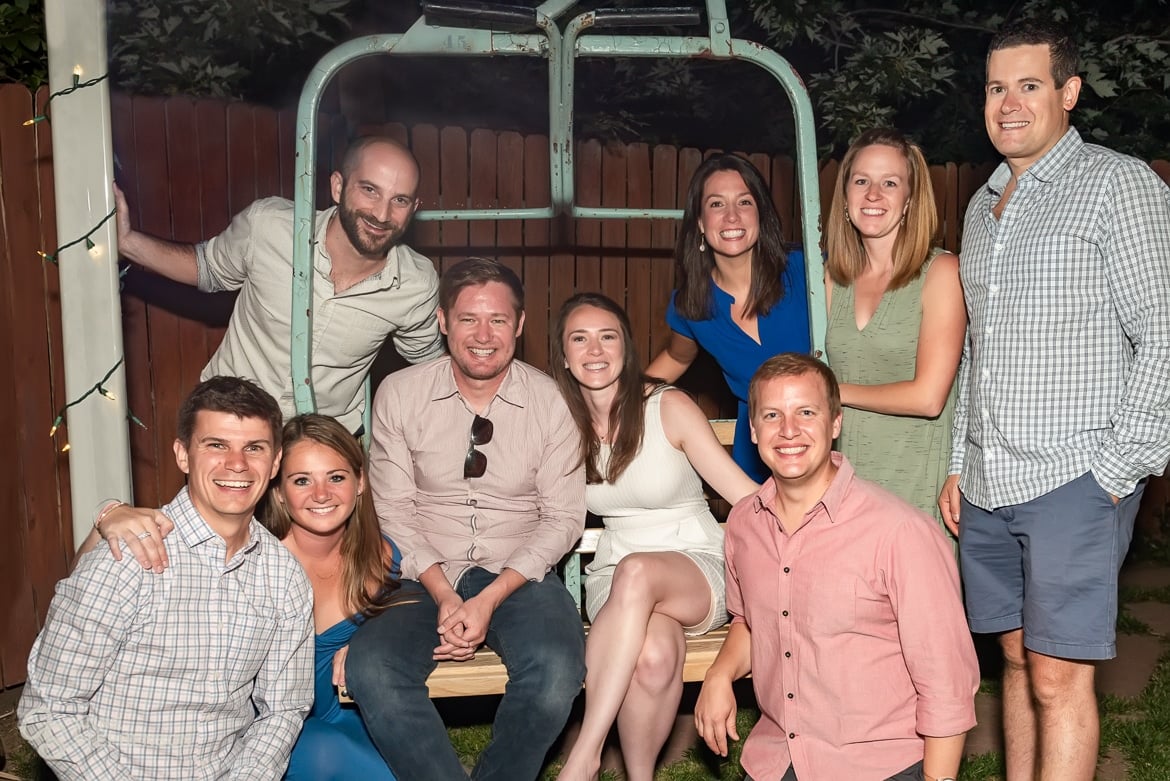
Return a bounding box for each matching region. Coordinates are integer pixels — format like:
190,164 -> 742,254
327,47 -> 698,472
824,128 -> 966,530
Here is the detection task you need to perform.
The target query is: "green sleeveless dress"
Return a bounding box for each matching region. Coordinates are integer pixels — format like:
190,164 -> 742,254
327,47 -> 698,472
825,252 -> 956,534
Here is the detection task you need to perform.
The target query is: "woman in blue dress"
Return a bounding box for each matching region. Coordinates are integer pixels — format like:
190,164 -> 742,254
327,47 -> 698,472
264,414 -> 401,781
646,154 -> 811,482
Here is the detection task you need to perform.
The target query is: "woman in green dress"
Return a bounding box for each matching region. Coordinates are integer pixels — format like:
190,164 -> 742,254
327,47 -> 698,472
823,128 -> 966,533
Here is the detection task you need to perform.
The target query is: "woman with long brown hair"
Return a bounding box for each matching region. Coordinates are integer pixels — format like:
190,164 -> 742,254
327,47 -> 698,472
647,153 -> 811,482
552,293 -> 757,781
265,414 -> 400,780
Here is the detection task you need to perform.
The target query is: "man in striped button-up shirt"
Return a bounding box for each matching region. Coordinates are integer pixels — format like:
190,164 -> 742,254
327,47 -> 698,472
939,20 -> 1170,781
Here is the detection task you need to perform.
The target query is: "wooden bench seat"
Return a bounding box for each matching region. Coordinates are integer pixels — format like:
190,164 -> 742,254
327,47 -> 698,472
424,624 -> 731,698
346,418 -> 739,701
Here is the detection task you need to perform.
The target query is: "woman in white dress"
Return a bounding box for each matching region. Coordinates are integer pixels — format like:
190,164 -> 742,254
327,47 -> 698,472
551,293 -> 757,781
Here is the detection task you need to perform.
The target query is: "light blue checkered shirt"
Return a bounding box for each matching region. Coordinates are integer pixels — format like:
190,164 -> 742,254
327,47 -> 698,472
951,127 -> 1170,509
19,487 -> 314,780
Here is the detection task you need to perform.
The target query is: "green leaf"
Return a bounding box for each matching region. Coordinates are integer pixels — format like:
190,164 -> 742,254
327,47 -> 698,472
1084,63 -> 1119,98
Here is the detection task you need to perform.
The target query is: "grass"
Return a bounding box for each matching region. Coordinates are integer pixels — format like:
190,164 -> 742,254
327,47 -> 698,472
1100,652 -> 1170,781
3,743 -> 50,781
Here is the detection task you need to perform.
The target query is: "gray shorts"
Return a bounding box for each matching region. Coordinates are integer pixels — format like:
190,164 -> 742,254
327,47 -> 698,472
958,471 -> 1143,660
764,760 -> 923,780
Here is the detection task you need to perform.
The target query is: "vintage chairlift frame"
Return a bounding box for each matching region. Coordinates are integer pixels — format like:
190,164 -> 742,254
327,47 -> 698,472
289,0 -> 827,427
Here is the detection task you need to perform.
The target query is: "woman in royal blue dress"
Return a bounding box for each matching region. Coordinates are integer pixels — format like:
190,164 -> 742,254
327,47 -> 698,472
264,414 -> 401,781
646,154 -> 811,482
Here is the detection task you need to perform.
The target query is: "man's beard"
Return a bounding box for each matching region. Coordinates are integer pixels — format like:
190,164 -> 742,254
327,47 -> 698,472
337,200 -> 404,258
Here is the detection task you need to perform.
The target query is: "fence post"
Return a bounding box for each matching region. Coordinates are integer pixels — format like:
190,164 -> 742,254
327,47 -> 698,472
44,0 -> 132,547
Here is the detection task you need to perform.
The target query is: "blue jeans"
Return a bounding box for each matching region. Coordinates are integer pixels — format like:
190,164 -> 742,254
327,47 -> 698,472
346,568 -> 586,781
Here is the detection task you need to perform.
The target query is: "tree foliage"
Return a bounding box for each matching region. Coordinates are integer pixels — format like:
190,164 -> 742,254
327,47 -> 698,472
737,0 -> 1170,160
0,0 -> 47,88
107,0 -> 353,101
7,0 -> 1165,163
382,0 -> 1167,163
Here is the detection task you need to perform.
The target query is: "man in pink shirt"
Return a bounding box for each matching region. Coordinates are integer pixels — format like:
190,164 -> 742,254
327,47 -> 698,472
695,353 -> 978,781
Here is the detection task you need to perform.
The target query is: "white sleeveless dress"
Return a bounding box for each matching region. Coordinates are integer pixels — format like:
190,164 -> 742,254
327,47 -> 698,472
584,389 -> 727,635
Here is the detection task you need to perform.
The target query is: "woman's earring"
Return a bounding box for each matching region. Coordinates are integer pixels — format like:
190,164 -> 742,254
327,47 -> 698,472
699,234 -> 706,252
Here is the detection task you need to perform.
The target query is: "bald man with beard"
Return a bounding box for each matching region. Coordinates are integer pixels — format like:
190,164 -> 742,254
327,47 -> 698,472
114,135 -> 443,435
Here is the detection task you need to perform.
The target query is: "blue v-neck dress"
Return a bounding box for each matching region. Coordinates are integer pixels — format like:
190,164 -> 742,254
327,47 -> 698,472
664,249 -> 811,482
285,542 -> 400,781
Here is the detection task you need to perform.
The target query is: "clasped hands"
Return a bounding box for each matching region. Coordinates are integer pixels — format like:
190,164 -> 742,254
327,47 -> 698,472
433,593 -> 496,662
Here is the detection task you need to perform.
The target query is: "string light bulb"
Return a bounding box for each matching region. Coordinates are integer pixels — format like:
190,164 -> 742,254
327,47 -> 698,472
37,207 -> 114,264
24,71 -> 108,126
46,358 -> 146,447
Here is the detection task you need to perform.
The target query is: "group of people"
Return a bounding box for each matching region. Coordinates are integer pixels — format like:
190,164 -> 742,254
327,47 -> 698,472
18,17 -> 1170,781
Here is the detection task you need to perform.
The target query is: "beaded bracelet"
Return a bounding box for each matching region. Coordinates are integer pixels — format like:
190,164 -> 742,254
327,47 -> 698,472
94,500 -> 126,534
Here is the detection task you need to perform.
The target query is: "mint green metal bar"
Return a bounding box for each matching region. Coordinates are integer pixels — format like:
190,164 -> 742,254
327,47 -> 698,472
292,20 -> 558,416
561,29 -> 825,354
294,2 -> 827,416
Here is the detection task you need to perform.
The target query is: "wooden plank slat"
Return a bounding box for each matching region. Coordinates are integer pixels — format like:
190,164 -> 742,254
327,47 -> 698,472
439,126 -> 470,276
410,124 -> 442,260
928,163 -> 948,252
422,625 -> 732,698
817,159 -> 839,247
134,95 -> 187,499
113,92 -> 162,510
600,142 -> 628,312
1152,160 -> 1170,187
0,83 -> 58,685
575,140 -> 602,293
771,155 -> 797,243
942,162 -> 960,253
309,111 -> 339,210
625,143 -> 653,361
165,99 -> 213,403
253,106 -> 281,201
225,104 -> 258,221
709,419 -> 736,447
277,106 -> 297,200
195,99 -> 233,357
649,143 -> 679,359
522,134 -> 555,368
31,83 -> 72,596
495,132 -> 533,364
468,128 -> 498,259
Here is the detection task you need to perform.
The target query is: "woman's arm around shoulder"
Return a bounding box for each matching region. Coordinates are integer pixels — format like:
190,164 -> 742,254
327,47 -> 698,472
659,388 -> 759,504
839,252 -> 966,418
646,332 -> 700,383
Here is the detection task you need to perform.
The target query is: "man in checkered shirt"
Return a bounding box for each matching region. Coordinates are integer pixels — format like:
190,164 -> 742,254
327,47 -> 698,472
18,377 -> 314,780
938,19 -> 1170,781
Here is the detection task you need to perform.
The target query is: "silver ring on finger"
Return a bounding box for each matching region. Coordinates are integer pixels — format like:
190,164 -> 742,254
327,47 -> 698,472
136,531 -> 151,540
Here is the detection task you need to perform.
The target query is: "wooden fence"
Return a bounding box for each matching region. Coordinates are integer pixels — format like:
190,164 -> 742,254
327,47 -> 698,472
2,81 -> 1168,687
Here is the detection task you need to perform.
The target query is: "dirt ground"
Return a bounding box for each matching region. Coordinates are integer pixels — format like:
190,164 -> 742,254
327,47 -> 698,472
1,685 -> 23,775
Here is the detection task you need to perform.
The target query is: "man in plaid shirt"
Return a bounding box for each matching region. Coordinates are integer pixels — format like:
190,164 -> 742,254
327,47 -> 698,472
19,378 -> 314,780
939,20 -> 1170,781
